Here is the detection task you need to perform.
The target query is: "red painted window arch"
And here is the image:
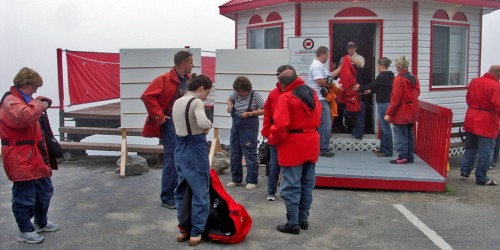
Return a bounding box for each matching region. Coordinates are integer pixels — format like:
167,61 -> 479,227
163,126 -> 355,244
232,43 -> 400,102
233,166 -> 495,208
433,9 -> 450,20
452,12 -> 468,22
249,15 -> 263,24
266,12 -> 282,22
334,7 -> 377,17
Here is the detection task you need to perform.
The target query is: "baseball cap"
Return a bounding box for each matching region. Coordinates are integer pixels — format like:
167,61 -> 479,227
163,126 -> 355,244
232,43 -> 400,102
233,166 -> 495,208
346,41 -> 357,48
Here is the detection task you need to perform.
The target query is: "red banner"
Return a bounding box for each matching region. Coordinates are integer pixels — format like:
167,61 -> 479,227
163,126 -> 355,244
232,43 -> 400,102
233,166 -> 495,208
66,51 -> 120,105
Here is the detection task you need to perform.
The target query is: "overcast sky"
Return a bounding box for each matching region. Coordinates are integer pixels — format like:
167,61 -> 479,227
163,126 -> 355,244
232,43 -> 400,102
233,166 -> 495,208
1,0 -> 499,101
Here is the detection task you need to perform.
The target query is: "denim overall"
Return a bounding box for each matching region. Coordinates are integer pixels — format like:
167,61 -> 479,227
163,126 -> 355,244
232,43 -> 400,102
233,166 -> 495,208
174,98 -> 210,237
230,92 -> 259,184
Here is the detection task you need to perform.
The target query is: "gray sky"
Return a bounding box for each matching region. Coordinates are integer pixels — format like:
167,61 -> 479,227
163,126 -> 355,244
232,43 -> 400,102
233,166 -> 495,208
1,0 -> 499,101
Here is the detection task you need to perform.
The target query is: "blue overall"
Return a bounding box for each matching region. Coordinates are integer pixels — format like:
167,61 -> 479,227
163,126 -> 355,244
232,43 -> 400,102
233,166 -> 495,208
173,96 -> 209,237
230,114 -> 259,184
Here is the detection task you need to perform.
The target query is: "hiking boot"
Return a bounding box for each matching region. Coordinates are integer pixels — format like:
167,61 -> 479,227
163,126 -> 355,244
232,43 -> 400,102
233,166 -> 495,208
161,200 -> 176,209
299,221 -> 309,230
267,195 -> 276,201
34,221 -> 59,233
319,150 -> 335,157
17,231 -> 44,244
226,182 -> 242,187
246,183 -> 257,190
277,224 -> 300,235
390,158 -> 408,164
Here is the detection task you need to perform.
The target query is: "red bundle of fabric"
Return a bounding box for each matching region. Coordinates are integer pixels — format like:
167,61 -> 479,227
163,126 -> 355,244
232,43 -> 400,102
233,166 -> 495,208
338,56 -> 360,112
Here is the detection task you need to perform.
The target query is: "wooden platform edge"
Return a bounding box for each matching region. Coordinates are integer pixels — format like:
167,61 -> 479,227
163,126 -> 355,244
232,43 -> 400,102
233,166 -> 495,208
315,176 -> 446,192
59,141 -> 163,154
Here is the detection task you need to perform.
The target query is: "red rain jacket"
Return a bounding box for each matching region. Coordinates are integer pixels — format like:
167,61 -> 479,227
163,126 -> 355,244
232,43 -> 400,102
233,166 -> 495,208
386,70 -> 420,124
261,82 -> 283,141
463,72 -> 500,138
269,78 -> 322,166
141,67 -> 185,138
338,56 -> 360,112
0,86 -> 52,182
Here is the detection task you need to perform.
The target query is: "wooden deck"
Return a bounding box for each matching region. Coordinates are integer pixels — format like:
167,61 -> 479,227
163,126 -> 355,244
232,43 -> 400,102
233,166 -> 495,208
63,102 -> 121,120
315,150 -> 445,192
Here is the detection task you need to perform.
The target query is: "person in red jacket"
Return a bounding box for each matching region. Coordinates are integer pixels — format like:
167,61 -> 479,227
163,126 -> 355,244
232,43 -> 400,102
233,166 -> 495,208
459,65 -> 500,186
385,56 -> 420,164
141,50 -> 193,209
0,67 -> 59,244
261,65 -> 290,201
269,66 -> 321,235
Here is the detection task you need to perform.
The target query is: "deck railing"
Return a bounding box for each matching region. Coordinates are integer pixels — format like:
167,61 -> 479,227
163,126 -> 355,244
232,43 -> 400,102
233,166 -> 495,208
415,101 -> 453,178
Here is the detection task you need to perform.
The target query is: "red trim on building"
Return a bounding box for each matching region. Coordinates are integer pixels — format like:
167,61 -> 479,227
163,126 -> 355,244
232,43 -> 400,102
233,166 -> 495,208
235,14 -> 238,48
220,0 -> 500,15
429,20 -> 470,91
412,1 -> 419,76
479,9 -> 483,75
433,9 -> 450,20
266,12 -> 282,22
246,22 -> 284,49
315,176 -> 446,192
334,7 -> 377,17
435,0 -> 500,8
249,15 -> 263,24
295,3 -> 301,37
452,11 -> 468,22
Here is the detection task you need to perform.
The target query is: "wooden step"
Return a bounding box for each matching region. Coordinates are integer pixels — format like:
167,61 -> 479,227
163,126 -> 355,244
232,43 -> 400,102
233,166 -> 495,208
59,127 -> 143,136
59,141 -> 163,154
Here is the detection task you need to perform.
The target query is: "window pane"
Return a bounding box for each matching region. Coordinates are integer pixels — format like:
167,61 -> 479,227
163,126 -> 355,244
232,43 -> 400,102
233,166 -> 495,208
249,29 -> 264,49
432,26 -> 450,86
265,27 -> 281,49
449,27 -> 466,85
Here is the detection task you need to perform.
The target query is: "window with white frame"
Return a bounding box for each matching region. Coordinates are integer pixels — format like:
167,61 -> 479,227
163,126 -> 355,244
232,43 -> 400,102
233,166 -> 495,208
248,26 -> 281,49
431,24 -> 468,87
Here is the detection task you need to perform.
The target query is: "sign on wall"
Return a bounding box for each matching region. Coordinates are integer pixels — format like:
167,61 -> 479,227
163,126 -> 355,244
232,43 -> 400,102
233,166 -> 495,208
288,37 -> 330,78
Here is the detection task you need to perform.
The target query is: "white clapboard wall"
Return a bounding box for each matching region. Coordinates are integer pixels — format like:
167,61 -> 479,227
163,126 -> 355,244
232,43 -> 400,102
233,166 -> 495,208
214,49 -> 290,143
120,48 -> 201,129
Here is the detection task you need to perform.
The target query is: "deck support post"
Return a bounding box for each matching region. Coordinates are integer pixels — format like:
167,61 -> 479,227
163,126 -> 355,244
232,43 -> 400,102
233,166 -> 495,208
120,128 -> 128,177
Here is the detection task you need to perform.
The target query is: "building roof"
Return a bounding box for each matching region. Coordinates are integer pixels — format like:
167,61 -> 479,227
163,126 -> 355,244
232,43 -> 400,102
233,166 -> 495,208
219,0 -> 500,15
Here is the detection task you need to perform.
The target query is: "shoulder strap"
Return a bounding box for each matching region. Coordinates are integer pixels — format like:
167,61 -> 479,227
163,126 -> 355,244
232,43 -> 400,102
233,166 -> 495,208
184,98 -> 196,135
246,91 -> 254,112
0,91 -> 11,107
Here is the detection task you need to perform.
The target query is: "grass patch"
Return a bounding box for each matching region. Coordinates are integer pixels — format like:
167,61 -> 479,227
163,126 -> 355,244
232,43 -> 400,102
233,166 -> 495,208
444,184 -> 455,196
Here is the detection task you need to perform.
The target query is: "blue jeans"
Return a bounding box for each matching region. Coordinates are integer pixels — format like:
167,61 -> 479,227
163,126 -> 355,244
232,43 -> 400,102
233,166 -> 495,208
267,144 -> 280,196
393,123 -> 415,161
460,132 -> 495,184
319,100 -> 332,152
230,115 -> 259,184
12,177 -> 53,233
351,101 -> 365,139
279,162 -> 316,226
491,133 -> 500,166
161,119 -> 177,204
377,103 -> 393,156
174,134 -> 210,236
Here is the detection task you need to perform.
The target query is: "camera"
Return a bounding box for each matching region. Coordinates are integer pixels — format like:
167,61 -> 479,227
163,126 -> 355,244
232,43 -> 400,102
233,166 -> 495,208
325,76 -> 335,84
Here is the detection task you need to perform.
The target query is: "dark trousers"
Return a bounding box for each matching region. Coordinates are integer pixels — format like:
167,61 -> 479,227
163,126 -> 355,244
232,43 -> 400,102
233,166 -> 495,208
12,177 -> 53,233
161,119 -> 177,204
230,115 -> 259,184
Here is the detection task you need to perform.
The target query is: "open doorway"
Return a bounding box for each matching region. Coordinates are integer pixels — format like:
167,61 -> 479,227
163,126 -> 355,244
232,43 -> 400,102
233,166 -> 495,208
330,22 -> 379,136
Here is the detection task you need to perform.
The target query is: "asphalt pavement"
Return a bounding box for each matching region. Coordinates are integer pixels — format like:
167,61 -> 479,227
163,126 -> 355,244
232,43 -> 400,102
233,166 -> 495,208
0,156 -> 498,250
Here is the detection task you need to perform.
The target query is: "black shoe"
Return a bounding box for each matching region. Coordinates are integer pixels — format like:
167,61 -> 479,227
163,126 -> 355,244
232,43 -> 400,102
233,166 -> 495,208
460,172 -> 470,178
161,200 -> 176,209
299,221 -> 309,230
277,224 -> 300,235
407,159 -> 414,163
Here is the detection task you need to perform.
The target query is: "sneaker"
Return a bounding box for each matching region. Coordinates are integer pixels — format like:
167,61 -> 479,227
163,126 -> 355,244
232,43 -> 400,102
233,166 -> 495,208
277,224 -> 300,235
299,221 -> 309,230
390,158 -> 408,164
226,182 -> 242,187
460,172 -> 470,178
161,200 -> 176,209
489,165 -> 495,170
17,231 -> 44,244
34,221 -> 59,233
246,183 -> 257,190
267,195 -> 276,201
319,150 -> 335,157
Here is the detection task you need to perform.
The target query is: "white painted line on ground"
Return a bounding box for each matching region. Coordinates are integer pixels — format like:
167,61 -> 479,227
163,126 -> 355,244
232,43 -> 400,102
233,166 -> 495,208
393,204 -> 453,250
